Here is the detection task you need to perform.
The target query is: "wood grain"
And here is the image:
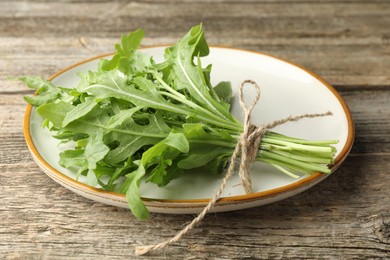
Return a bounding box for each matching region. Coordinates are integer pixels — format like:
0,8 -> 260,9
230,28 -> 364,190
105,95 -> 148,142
1,1 -> 390,87
1,0 -> 389,259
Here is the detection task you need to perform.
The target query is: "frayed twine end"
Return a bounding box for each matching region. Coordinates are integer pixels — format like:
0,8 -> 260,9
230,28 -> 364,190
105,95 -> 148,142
135,245 -> 153,256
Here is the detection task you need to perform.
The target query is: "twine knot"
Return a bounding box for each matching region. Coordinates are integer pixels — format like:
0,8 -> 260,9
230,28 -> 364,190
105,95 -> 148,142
237,80 -> 263,193
135,80 -> 332,255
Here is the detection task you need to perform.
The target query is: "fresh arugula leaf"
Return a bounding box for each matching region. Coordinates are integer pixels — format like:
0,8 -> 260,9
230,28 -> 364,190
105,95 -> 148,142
214,81 -> 232,104
125,131 -> 189,219
163,24 -> 235,122
107,107 -> 140,128
21,77 -> 62,106
62,97 -> 98,127
101,29 -> 145,72
177,146 -> 231,170
84,130 -> 110,170
36,101 -> 74,128
59,149 -> 87,169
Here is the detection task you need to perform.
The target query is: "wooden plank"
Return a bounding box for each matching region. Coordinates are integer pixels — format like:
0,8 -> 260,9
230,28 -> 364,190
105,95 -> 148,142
1,1 -> 390,18
0,1 -> 389,86
0,155 -> 389,259
1,2 -> 390,39
1,36 -> 390,92
337,89 -> 390,154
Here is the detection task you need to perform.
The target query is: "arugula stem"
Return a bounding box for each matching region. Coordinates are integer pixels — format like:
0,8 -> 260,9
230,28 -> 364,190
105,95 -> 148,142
258,157 -> 314,175
264,149 -> 333,164
261,137 -> 334,154
266,132 -> 339,145
176,52 -> 229,120
269,164 -> 300,178
75,119 -> 167,138
154,73 -> 242,131
259,150 -> 331,174
153,73 -> 187,100
110,128 -> 166,138
160,92 -> 241,131
187,138 -> 236,148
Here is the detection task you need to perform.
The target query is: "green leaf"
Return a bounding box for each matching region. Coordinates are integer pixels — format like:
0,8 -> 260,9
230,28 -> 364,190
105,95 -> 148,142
87,169 -> 98,186
214,81 -> 232,104
146,159 -> 171,185
21,76 -> 71,106
20,76 -> 55,91
59,149 -> 88,179
92,164 -> 116,179
77,71 -> 186,115
104,134 -> 159,164
161,131 -> 189,154
62,97 -> 98,127
101,29 -> 145,71
120,29 -> 145,56
101,54 -> 121,71
36,101 -> 74,128
125,166 -> 149,220
64,107 -> 111,136
203,153 -> 230,174
24,92 -> 59,107
108,107 -> 140,128
163,24 -> 234,121
121,51 -> 152,75
106,158 -> 136,191
177,146 -> 230,170
59,149 -> 87,168
84,130 -> 110,170
124,131 -> 189,219
53,131 -> 88,141
182,123 -> 209,138
104,112 -> 171,164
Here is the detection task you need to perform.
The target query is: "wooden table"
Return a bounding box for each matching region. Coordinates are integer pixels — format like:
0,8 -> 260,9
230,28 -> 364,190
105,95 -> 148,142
1,0 -> 389,258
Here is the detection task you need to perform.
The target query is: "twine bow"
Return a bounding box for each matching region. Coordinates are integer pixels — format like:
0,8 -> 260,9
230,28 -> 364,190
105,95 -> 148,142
135,80 -> 332,255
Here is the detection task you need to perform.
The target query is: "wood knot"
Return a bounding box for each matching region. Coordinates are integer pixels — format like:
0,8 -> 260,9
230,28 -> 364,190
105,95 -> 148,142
373,215 -> 390,244
376,220 -> 390,243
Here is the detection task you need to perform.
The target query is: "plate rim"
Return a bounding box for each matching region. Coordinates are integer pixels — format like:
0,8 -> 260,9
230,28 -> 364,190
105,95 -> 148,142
23,46 -> 355,206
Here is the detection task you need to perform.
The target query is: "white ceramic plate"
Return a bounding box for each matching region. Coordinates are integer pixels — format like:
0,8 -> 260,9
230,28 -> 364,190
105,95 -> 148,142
24,47 -> 354,214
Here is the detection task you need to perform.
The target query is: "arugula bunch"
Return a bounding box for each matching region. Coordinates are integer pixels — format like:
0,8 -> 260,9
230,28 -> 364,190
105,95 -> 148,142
23,24 -> 337,219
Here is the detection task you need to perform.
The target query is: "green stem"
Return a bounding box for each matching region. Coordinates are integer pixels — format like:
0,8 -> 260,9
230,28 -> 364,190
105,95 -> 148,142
263,149 -> 334,164
154,74 -> 242,131
266,132 -> 339,145
259,150 -> 332,174
160,91 -> 241,131
187,138 -> 236,148
261,137 -> 334,154
270,164 -> 300,178
258,157 -> 314,175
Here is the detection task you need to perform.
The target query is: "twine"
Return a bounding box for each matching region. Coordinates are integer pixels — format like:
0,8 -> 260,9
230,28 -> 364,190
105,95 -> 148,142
135,80 -> 332,255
